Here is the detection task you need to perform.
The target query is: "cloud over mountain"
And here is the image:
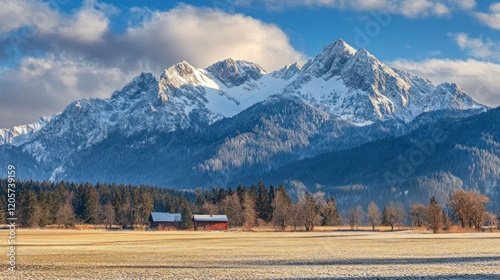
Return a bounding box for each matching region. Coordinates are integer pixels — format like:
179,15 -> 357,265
0,2 -> 304,128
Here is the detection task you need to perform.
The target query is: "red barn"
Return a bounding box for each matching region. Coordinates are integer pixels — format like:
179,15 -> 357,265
192,215 -> 228,231
148,212 -> 181,230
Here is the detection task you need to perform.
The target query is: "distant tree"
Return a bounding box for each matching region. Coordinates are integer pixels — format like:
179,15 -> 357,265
249,184 -> 258,203
138,190 -> 154,226
19,191 -> 40,228
272,186 -> 291,231
222,193 -> 244,227
37,192 -> 50,228
426,197 -> 443,233
321,197 -> 340,226
381,207 -> 389,226
73,184 -> 99,225
195,188 -> 206,213
99,201 -> 116,229
179,197 -> 193,230
242,192 -> 256,230
266,185 -> 275,222
236,184 -> 247,206
218,188 -> 228,203
447,190 -> 490,230
384,202 -> 405,231
256,181 -> 270,222
485,212 -> 497,232
346,205 -> 364,230
470,193 -> 490,231
442,209 -> 451,231
57,200 -> 75,228
301,192 -> 323,231
113,194 -> 127,228
202,201 -> 217,215
409,202 -> 426,228
289,202 -> 303,232
0,195 -> 5,224
367,201 -> 381,231
447,190 -> 470,228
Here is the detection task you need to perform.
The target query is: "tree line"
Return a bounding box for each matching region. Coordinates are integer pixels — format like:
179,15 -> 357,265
0,179 -> 498,232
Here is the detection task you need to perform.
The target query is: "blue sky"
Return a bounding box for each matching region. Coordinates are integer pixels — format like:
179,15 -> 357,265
1,0 -> 500,128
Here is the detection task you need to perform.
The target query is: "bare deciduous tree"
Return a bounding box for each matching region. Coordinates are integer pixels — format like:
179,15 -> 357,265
409,202 -> 426,228
57,201 -> 75,228
322,197 -> 340,226
426,197 -> 442,234
346,205 -> 364,230
99,201 -> 116,229
367,201 -> 381,231
384,202 -> 405,231
220,193 -> 244,227
470,194 -> 490,231
301,192 -> 322,232
485,212 -> 497,232
272,189 -> 291,231
289,202 -> 303,232
242,192 -> 256,230
447,190 -> 490,230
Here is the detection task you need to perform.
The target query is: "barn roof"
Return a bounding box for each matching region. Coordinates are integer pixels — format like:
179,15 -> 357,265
150,212 -> 181,222
192,215 -> 228,222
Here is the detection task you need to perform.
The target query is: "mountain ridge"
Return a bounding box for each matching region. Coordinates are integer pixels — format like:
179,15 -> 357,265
0,39 -> 492,206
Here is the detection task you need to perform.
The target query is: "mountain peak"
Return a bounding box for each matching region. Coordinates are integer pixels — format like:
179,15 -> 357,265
161,61 -> 196,79
111,72 -> 157,100
303,39 -> 357,77
273,62 -> 302,80
206,59 -> 266,87
159,60 -> 210,89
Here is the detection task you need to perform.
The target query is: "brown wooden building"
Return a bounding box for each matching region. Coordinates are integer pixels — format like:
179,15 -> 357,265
149,212 -> 181,230
192,215 -> 228,231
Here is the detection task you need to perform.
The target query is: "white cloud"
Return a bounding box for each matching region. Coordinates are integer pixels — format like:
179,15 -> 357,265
233,0 -> 475,17
0,3 -> 306,128
390,58 -> 500,107
120,5 -> 305,70
57,0 -> 112,43
0,0 -> 112,43
455,0 -> 476,10
0,0 -> 59,33
475,2 -> 500,29
0,54 -> 136,128
449,33 -> 500,61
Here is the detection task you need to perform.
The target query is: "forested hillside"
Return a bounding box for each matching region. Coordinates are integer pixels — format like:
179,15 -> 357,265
1,180 -> 497,232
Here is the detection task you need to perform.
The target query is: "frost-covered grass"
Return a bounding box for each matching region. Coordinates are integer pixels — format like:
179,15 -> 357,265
1,229 -> 499,279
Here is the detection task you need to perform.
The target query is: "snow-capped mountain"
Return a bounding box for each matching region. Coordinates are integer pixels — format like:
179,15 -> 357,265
2,39 -> 483,147
0,116 -> 53,146
286,39 -> 481,124
0,39 -> 489,195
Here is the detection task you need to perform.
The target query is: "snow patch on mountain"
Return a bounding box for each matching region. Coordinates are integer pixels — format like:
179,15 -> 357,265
2,39 -> 487,168
206,58 -> 267,87
0,116 -> 53,146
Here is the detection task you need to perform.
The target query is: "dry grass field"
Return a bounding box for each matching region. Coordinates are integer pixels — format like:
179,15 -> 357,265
1,229 -> 499,279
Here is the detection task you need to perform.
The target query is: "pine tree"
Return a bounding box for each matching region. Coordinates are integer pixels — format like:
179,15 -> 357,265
19,191 -> 40,228
179,197 -> 193,230
256,181 -> 269,222
236,184 -> 247,206
266,185 -> 275,222
322,197 -> 340,226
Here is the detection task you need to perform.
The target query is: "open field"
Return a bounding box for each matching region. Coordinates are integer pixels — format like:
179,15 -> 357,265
1,229 -> 499,279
